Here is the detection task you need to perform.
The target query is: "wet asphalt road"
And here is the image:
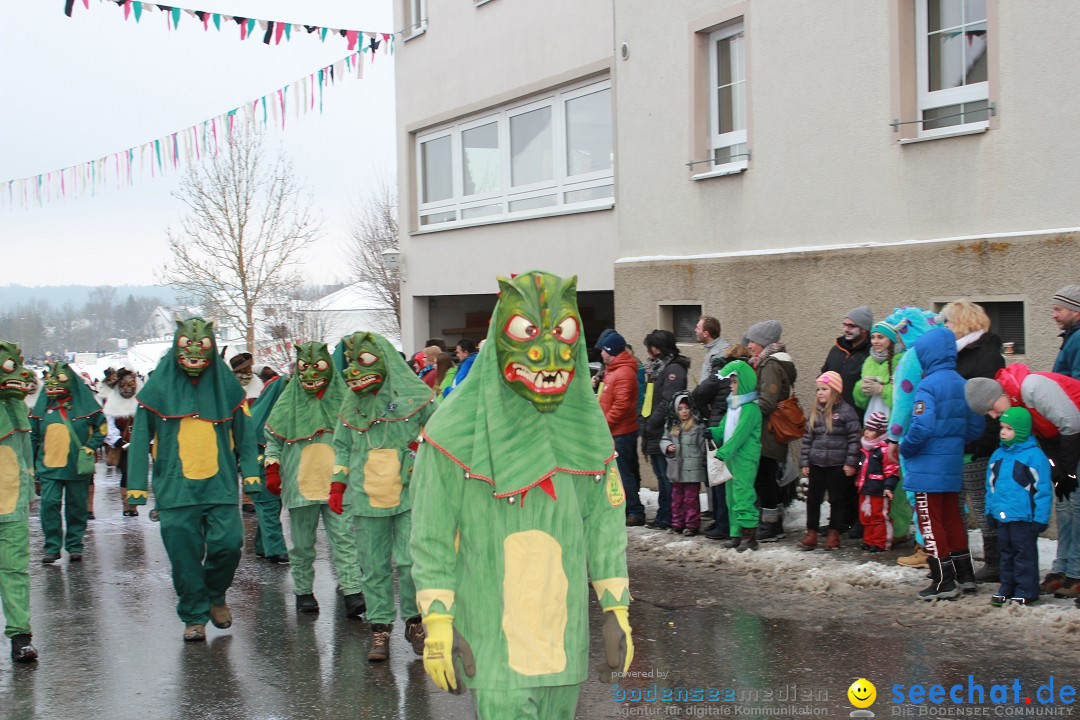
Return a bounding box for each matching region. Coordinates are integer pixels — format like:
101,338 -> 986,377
3,471 -> 1079,720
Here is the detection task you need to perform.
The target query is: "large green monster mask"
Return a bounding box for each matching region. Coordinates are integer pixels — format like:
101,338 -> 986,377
0,342 -> 33,400
495,272 -> 580,413
296,342 -> 334,396
342,332 -> 386,395
44,361 -> 74,400
175,318 -> 215,377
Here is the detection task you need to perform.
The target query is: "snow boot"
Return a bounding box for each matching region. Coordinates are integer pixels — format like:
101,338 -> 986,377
918,557 -> 961,601
797,529 -> 818,551
735,526 -> 759,553
1040,572 -> 1066,594
824,528 -> 841,551
721,532 -> 742,549
974,535 -> 999,583
705,525 -> 729,541
1054,577 -> 1080,598
757,508 -> 784,542
950,550 -> 977,593
41,553 -> 60,564
343,592 -> 366,619
11,634 -> 37,663
183,624 -> 206,642
209,603 -> 232,629
296,593 -> 320,614
898,544 -> 930,569
404,615 -> 426,656
368,624 -> 392,662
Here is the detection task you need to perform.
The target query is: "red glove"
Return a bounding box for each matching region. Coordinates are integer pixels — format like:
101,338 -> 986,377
328,481 -> 347,515
265,463 -> 282,496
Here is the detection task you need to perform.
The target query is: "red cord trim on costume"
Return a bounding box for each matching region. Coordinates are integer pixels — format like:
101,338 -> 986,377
264,426 -> 331,443
135,398 -> 242,423
420,429 -> 493,484
337,392 -> 437,433
0,428 -> 28,443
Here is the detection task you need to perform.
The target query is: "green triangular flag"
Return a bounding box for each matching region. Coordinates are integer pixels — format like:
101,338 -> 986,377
320,27 -> 327,41
133,1 -> 142,22
171,7 -> 180,27
212,13 -> 220,30
284,23 -> 291,41
247,18 -> 255,37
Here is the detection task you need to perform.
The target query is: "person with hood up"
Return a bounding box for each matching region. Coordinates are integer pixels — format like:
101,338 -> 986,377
709,360 -> 762,551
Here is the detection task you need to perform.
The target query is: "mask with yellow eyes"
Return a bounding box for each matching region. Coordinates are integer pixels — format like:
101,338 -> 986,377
174,318 -> 215,377
43,361 -> 74,400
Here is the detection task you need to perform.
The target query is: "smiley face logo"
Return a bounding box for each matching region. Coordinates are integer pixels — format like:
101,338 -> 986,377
847,678 -> 876,709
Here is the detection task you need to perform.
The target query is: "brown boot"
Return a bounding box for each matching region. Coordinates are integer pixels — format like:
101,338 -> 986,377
404,616 -> 425,656
735,526 -> 758,553
825,528 -> 841,551
368,623 -> 392,662
797,529 -> 818,551
183,624 -> 206,642
898,544 -> 930,568
209,603 -> 232,629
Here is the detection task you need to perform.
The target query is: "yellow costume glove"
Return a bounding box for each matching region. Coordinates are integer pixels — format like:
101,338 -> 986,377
599,606 -> 634,682
422,613 -> 475,695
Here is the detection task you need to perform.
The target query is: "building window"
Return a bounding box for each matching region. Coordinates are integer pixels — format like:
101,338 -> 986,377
935,299 -> 1025,355
415,79 -> 613,230
915,0 -> 988,136
404,0 -> 426,38
659,304 -> 703,344
707,21 -> 748,171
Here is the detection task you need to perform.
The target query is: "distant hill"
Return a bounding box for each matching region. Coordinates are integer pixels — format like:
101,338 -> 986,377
0,284 -> 178,308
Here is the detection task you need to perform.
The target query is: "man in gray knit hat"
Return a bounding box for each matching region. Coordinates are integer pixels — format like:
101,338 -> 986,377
1052,285 -> 1080,380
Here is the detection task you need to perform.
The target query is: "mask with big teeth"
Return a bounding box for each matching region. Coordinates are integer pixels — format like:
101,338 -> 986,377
43,361 -> 73,400
495,272 -> 580,413
174,318 -> 215,377
296,342 -> 333,396
342,332 -> 386,395
0,342 -> 33,400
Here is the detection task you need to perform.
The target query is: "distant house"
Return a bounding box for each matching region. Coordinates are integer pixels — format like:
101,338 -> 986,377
143,305 -> 203,340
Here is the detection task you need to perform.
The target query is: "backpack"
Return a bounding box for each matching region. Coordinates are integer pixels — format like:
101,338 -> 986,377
768,393 -> 806,444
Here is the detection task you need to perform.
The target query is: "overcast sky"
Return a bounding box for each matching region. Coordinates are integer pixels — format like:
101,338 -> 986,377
0,0 -> 396,287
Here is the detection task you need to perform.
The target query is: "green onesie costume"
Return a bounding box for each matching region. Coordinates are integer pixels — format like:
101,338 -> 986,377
710,360 -> 763,545
30,360 -> 105,561
249,373 -> 289,561
0,342 -> 39,662
410,271 -> 634,720
264,342 -> 364,615
331,330 -> 437,659
127,318 -> 262,640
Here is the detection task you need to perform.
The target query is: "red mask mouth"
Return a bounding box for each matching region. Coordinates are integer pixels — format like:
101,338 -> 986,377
503,363 -> 574,394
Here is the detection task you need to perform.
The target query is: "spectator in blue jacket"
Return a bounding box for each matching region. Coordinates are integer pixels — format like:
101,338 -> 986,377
443,338 -> 477,398
985,407 -> 1052,607
1052,285 -> 1080,380
900,327 -> 985,601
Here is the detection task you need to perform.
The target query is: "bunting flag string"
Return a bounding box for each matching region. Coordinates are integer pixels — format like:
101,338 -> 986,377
2,47 -> 380,210
62,0 -> 395,52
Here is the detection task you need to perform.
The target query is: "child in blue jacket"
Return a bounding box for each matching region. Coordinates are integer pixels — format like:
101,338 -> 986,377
986,407 -> 1052,607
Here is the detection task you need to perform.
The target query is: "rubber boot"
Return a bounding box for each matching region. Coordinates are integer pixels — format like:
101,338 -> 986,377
919,557 -> 961,600
86,484 -> 95,520
950,549 -> 977,593
974,535 -> 999,583
736,526 -> 758,553
797,529 -> 818,551
825,528 -> 841,551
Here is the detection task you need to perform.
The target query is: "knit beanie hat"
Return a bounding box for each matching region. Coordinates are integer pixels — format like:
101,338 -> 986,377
600,331 -> 626,355
865,411 -> 888,434
847,306 -> 873,332
1053,285 -> 1080,313
870,320 -> 900,344
965,377 -> 1004,415
744,320 -> 781,347
816,371 -> 843,396
1000,406 -> 1032,445
595,328 -> 616,350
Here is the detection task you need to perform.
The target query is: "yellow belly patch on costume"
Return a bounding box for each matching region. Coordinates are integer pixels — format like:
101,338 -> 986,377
0,445 -> 19,515
43,423 -> 71,468
297,443 -> 334,500
502,530 -> 568,676
177,417 -> 218,480
363,448 -> 402,509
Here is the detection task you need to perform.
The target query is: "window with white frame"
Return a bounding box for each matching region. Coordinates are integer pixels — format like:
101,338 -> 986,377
707,21 -> 748,170
405,0 -> 426,37
415,79 -> 613,229
915,0 -> 988,136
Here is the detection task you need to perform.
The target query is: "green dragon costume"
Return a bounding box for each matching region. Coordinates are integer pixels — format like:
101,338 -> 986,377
30,360 -> 105,563
249,371 -> 289,563
331,330 -> 438,661
264,342 -> 365,616
127,318 -> 262,641
410,271 -> 633,719
711,360 -> 763,550
0,342 -> 39,662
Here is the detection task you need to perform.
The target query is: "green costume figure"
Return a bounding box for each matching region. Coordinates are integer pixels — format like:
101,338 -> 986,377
410,271 -> 634,720
249,372 -> 289,563
127,318 -> 262,642
0,342 -> 39,662
30,360 -> 105,564
330,330 -> 438,661
264,342 -> 366,617
710,360 -> 763,551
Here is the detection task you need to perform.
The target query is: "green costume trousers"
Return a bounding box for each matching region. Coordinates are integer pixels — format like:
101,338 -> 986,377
890,477 -> 912,539
158,504 -> 243,625
472,685 -> 580,720
0,521 -> 31,637
727,473 -> 759,536
252,493 -> 287,557
356,512 -> 416,624
288,504 -> 362,596
40,478 -> 89,554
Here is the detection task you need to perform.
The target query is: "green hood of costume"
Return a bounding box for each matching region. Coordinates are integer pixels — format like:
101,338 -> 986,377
265,343 -> 347,443
335,331 -> 436,432
135,318 -> 246,422
421,271 -> 615,499
31,360 -> 102,421
0,341 -> 31,441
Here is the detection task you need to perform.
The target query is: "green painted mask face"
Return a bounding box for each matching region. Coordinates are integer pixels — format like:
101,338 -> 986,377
343,332 -> 386,395
296,342 -> 333,396
495,272 -> 580,413
175,318 -> 215,377
0,342 -> 32,400
44,361 -> 73,400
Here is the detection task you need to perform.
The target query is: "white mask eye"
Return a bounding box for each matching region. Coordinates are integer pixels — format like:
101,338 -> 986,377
553,316 -> 579,344
316,360 -> 329,371
200,337 -> 212,349
297,361 -> 308,371
1,359 -> 14,373
57,373 -> 69,383
505,314 -> 539,341
358,352 -> 378,366
177,335 -> 190,348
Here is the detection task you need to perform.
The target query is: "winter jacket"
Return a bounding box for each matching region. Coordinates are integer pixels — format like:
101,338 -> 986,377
821,335 -> 871,409
692,355 -> 742,428
985,435 -> 1052,525
640,354 -> 690,455
799,400 -> 862,469
856,441 -> 900,497
597,351 -> 639,436
1054,324 -> 1080,380
443,352 -> 476,398
853,350 -> 902,419
899,328 -> 985,493
956,331 -> 1005,459
699,337 -> 731,384
754,346 -> 797,461
660,422 -> 708,485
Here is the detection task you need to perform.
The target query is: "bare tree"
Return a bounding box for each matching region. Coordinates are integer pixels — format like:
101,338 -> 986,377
345,178 -> 400,329
258,286 -> 338,372
159,132 -> 321,351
